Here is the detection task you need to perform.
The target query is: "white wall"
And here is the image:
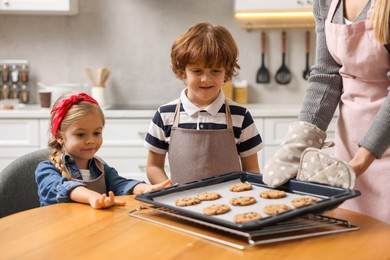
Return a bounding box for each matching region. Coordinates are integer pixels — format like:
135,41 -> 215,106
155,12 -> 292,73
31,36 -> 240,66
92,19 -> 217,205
0,0 -> 316,106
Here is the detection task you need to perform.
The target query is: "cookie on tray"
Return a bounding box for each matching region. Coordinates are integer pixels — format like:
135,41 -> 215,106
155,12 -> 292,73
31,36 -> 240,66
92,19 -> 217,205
196,192 -> 221,201
260,189 -> 286,199
230,196 -> 257,206
229,182 -> 252,192
234,212 -> 262,223
202,204 -> 231,216
263,204 -> 291,215
175,197 -> 201,207
291,197 -> 318,208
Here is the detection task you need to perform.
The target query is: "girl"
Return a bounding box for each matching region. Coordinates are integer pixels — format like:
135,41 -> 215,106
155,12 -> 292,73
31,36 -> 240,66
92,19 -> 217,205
35,93 -> 170,209
144,22 -> 263,185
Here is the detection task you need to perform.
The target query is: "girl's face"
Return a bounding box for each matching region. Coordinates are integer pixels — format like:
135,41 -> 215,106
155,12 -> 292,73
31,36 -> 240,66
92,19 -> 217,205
58,111 -> 104,169
184,65 -> 226,109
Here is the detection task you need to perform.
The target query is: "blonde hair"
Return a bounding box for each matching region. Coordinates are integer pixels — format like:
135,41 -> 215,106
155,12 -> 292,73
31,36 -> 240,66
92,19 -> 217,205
171,22 -> 240,82
371,0 -> 390,44
48,92 -> 105,179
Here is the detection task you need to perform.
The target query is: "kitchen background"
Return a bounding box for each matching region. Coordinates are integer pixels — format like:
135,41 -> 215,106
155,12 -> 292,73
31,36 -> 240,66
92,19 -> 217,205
0,0 -> 315,107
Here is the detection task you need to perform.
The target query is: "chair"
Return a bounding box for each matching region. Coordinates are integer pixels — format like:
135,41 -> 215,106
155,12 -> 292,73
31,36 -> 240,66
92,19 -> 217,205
0,148 -> 52,218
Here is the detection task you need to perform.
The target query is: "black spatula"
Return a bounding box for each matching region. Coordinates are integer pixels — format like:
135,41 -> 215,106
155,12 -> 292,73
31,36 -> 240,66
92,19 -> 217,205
303,30 -> 311,80
256,32 -> 270,84
275,31 -> 292,85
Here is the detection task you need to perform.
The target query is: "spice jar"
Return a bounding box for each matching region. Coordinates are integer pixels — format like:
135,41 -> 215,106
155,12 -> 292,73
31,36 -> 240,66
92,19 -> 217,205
1,64 -> 9,83
10,64 -> 19,83
20,64 -> 29,83
233,80 -> 248,104
19,84 -> 30,104
1,84 -> 10,100
10,84 -> 19,100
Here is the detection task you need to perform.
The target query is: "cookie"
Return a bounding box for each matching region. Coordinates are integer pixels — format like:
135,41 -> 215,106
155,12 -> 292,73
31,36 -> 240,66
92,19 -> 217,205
230,196 -> 257,206
234,212 -> 262,223
196,192 -> 221,201
291,197 -> 318,208
175,197 -> 201,207
202,204 -> 231,216
260,189 -> 286,199
263,204 -> 291,215
229,182 -> 252,192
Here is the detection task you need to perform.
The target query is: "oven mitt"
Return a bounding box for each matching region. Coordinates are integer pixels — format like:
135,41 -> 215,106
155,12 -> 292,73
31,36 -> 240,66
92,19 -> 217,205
297,148 -> 356,189
262,121 -> 326,187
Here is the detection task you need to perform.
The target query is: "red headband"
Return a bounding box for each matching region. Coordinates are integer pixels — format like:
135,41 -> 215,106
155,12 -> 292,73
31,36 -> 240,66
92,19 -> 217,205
50,93 -> 99,138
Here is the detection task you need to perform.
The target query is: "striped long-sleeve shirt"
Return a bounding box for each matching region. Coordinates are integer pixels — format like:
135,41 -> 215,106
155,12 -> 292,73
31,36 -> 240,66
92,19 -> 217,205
144,89 -> 263,158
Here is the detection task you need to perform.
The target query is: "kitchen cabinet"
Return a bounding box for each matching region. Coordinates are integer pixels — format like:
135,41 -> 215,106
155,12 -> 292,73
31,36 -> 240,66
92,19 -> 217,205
234,0 -> 314,29
235,0 -> 313,11
0,0 -> 78,15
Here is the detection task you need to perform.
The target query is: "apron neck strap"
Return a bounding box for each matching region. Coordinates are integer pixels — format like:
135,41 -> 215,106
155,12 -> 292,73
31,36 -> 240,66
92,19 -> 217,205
172,99 -> 233,129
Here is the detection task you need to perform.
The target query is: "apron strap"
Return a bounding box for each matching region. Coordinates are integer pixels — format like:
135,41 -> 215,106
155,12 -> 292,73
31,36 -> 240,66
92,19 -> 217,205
172,99 -> 233,129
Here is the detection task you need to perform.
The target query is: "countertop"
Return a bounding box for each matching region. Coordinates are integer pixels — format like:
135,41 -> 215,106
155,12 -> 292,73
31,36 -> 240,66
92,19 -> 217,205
1,195 -> 389,259
0,103 -> 303,119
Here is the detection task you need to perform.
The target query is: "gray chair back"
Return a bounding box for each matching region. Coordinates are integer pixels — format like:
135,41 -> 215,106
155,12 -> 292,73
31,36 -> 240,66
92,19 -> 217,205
0,149 -> 52,218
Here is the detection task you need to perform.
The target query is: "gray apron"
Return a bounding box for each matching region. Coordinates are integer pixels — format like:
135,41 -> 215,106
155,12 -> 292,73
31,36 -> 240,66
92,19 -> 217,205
168,99 -> 241,184
73,158 -> 107,194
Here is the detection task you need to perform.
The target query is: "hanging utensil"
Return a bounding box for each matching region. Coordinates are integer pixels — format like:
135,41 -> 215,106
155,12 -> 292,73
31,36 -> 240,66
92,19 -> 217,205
256,31 -> 270,84
303,30 -> 311,80
275,31 -> 292,85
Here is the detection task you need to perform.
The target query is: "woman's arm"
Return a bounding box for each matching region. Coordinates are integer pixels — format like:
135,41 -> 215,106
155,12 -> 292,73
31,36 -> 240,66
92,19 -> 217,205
298,0 -> 343,131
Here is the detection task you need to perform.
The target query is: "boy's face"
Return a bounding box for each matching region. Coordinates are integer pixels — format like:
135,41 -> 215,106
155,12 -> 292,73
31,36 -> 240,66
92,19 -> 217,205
184,64 -> 226,109
57,110 -> 104,169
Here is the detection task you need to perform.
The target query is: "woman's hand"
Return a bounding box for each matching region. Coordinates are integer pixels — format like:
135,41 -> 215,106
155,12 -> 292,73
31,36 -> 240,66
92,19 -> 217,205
349,147 -> 376,176
89,191 -> 126,209
132,179 -> 171,195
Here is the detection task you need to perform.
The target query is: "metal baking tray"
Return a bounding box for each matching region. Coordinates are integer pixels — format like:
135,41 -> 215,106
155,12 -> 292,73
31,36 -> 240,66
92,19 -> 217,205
135,171 -> 361,230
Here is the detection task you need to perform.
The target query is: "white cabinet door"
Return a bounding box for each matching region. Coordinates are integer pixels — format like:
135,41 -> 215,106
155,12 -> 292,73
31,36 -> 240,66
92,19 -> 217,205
0,0 -> 78,15
96,119 -> 151,180
0,119 -> 40,171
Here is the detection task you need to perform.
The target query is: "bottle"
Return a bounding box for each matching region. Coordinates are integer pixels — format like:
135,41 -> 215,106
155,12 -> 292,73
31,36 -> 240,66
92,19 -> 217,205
233,80 -> 248,104
19,84 -> 30,104
1,64 -> 9,83
20,64 -> 29,83
1,84 -> 10,100
10,84 -> 20,100
10,64 -> 19,84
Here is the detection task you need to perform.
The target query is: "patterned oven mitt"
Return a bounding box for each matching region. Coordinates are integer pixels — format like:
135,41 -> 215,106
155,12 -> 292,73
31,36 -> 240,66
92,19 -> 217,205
263,121 -> 327,187
297,148 -> 356,189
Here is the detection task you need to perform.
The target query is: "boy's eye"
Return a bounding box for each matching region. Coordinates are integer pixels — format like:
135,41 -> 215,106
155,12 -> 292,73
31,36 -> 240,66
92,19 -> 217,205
94,132 -> 102,136
76,133 -> 85,137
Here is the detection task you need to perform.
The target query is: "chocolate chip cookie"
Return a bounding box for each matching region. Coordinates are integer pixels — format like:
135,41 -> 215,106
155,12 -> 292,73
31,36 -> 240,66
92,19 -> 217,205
263,204 -> 291,215
202,204 -> 231,216
230,196 -> 257,206
196,192 -> 221,201
229,182 -> 253,192
260,189 -> 286,199
234,212 -> 262,223
175,197 -> 201,207
291,197 -> 318,207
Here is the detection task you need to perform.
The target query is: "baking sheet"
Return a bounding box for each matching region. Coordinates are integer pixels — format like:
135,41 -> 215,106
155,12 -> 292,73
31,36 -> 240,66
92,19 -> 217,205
135,172 -> 361,230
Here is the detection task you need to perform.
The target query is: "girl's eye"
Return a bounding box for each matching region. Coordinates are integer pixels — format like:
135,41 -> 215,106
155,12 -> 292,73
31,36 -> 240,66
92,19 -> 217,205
94,132 -> 102,136
76,133 -> 85,137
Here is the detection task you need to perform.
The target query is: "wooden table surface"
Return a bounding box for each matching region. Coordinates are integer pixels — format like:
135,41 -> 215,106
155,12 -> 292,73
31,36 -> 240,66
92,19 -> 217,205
0,195 -> 389,260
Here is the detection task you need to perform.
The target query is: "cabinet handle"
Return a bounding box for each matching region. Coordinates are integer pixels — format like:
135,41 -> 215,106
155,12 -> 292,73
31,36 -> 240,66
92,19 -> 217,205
1,0 -> 10,6
306,0 -> 313,5
138,165 -> 147,172
297,0 -> 304,5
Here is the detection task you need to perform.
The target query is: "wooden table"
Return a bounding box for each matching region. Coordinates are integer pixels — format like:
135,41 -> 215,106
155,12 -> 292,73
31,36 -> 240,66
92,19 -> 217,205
1,195 -> 389,259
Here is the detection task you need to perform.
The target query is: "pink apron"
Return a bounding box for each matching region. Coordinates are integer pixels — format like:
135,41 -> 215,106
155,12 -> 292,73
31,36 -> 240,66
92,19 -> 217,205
325,0 -> 390,224
168,99 -> 241,184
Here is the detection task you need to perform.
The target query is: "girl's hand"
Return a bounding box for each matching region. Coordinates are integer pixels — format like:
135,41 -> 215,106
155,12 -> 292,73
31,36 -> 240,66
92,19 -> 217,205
89,191 -> 126,209
133,179 -> 171,195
